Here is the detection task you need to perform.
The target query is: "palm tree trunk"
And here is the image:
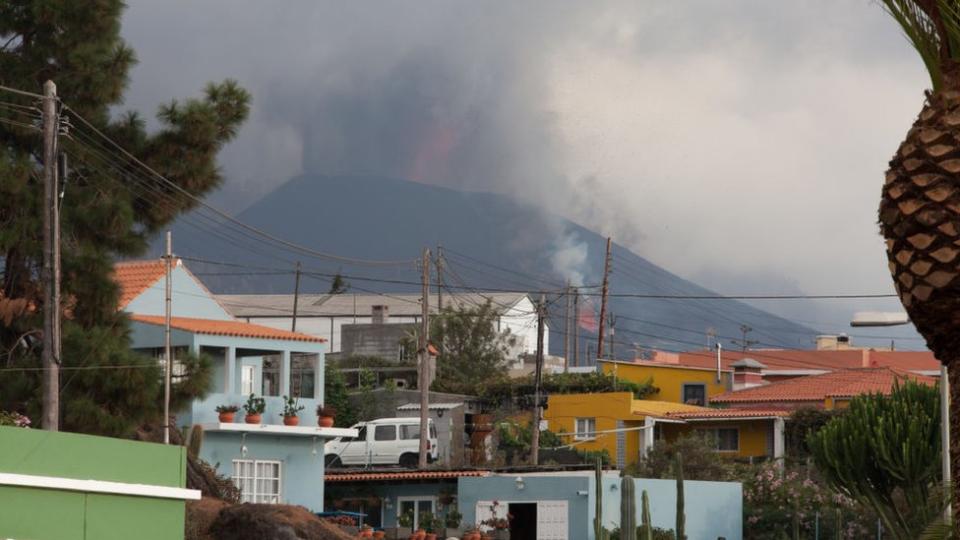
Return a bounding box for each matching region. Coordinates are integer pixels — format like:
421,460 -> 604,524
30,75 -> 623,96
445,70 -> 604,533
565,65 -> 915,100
950,363 -> 960,534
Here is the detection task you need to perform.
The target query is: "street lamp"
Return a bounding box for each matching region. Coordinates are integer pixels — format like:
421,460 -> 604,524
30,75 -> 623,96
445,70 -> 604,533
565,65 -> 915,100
851,311 -> 950,520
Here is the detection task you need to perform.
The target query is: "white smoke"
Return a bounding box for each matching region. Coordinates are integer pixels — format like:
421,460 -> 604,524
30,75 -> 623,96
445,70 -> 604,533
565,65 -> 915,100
550,228 -> 590,287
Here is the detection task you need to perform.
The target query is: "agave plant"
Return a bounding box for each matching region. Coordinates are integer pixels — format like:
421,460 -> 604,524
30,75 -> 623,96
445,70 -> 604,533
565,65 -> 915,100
877,0 -> 960,519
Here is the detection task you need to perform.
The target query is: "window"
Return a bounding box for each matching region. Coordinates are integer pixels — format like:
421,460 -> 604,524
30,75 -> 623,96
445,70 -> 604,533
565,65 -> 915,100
232,459 -> 282,503
262,356 -> 280,396
399,424 -> 438,440
682,383 -> 706,406
398,497 -> 435,529
374,425 -> 396,441
149,347 -> 189,381
289,354 -> 316,399
574,418 -> 596,440
698,428 -> 739,452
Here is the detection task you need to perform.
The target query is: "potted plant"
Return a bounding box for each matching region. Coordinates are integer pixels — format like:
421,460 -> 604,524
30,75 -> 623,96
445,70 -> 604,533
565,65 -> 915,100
396,510 -> 414,540
443,507 -> 462,538
280,395 -> 304,426
463,529 -> 481,540
419,512 -> 438,540
359,524 -> 374,538
372,530 -> 385,539
215,404 -> 238,423
317,404 -> 337,427
243,393 -> 266,424
480,501 -> 510,540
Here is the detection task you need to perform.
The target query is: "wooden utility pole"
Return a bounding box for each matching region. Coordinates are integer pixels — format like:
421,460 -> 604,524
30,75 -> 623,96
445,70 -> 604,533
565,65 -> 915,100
436,245 -> 443,313
607,312 -> 616,359
563,282 -> 571,372
41,80 -> 59,431
163,231 -> 173,444
418,248 -> 431,468
573,288 -> 580,367
291,261 -> 302,332
530,293 -> 546,465
596,237 -> 612,361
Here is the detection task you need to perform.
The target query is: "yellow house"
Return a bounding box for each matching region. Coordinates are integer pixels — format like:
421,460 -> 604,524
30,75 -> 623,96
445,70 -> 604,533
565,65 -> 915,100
599,360 -> 732,405
544,392 -> 785,469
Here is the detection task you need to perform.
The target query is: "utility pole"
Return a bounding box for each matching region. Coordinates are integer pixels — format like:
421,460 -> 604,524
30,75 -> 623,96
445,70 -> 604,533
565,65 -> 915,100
163,231 -> 173,444
607,312 -> 616,360
573,288 -> 580,367
291,261 -> 302,332
596,237 -> 612,361
41,80 -> 59,431
530,293 -> 546,466
418,248 -> 431,468
563,282 -> 571,372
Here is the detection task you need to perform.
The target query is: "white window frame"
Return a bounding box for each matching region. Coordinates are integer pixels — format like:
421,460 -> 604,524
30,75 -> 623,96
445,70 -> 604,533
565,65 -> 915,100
232,459 -> 283,504
240,365 -> 256,396
397,496 -> 437,530
574,418 -> 596,441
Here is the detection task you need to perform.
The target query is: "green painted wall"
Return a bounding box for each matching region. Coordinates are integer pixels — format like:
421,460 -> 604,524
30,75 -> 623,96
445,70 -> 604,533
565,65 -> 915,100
0,427 -> 189,540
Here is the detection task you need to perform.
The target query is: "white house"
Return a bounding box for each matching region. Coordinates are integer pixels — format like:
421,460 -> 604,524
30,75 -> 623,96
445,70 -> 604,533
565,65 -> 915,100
216,292 -> 548,368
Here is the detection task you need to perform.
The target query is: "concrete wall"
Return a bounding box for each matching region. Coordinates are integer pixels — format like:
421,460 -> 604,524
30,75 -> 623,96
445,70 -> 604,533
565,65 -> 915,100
0,426 -> 190,540
396,406 -> 467,467
201,430 -> 326,511
459,474 -> 592,540
340,323 -> 416,360
124,264 -> 232,320
601,476 -> 742,540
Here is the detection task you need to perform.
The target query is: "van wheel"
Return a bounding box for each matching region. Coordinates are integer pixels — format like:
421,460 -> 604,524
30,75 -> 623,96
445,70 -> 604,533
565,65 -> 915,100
325,455 -> 343,468
399,453 -> 418,468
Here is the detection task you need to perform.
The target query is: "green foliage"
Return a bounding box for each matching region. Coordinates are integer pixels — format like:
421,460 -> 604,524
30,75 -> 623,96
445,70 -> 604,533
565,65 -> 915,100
640,490 -> 652,540
398,510 -> 414,528
327,273 -> 349,294
674,452 -> 685,540
0,410 -> 30,427
743,461 -> 873,539
0,0 -> 248,437
280,395 -> 304,417
242,394 -> 265,415
878,1 -> 960,91
215,404 -> 238,413
808,381 -> 942,539
444,506 -> 463,529
323,363 -> 356,427
785,407 -> 839,458
631,433 -> 734,481
482,371 -> 656,405
409,301 -> 516,395
621,475 -> 637,540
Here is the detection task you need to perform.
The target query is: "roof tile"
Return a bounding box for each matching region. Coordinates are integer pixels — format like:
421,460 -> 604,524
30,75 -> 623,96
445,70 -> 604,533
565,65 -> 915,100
130,315 -> 326,343
710,367 -> 935,404
114,259 -> 171,309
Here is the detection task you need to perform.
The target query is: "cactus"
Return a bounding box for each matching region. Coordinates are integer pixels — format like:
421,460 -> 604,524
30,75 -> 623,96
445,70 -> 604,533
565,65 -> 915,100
640,489 -> 652,540
674,452 -> 685,540
186,424 -> 204,460
620,475 -> 637,540
594,457 -> 605,540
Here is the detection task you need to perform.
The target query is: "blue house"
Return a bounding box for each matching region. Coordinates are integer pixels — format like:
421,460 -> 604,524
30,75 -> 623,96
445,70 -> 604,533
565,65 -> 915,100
115,259 -> 356,510
325,469 -> 742,540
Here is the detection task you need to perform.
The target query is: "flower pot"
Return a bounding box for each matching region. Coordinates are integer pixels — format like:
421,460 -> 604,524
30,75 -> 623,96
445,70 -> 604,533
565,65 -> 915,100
319,415 -> 335,428
359,528 -> 373,538
414,529 -> 426,540
425,534 -> 437,540
218,411 -> 235,423
244,413 -> 261,424
480,534 -> 493,540
283,415 -> 300,426
373,532 -> 386,539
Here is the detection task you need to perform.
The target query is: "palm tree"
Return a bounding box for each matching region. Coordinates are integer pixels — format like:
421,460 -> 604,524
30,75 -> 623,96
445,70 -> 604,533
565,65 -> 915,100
878,0 -> 960,519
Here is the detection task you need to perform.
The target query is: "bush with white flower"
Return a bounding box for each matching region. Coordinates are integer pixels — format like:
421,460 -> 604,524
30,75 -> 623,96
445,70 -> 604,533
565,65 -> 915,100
0,410 -> 31,428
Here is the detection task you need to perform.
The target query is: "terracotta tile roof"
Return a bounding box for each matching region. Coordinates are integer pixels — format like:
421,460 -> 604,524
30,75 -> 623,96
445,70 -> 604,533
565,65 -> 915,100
710,367 -> 936,404
114,259 -> 171,309
325,470 -> 489,482
130,315 -> 326,343
666,409 -> 789,420
652,348 -> 941,373
630,400 -> 787,420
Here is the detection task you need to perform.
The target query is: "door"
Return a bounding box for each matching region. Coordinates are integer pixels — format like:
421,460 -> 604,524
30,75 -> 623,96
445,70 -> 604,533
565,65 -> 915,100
508,503 -> 537,540
371,424 -> 399,464
398,497 -> 435,530
536,501 -> 568,540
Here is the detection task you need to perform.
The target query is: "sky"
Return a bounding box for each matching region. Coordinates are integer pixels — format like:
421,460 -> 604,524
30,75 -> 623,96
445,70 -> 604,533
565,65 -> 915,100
118,1 -> 932,346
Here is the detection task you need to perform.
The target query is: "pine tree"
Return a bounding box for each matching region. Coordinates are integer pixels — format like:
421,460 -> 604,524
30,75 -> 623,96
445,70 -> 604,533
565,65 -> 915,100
0,1 -> 249,436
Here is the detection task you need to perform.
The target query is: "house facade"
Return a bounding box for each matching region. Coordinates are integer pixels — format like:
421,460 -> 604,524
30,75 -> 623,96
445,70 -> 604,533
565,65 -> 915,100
114,259 -> 356,511
545,392 -> 785,468
217,292 -> 548,367
598,359 -> 733,405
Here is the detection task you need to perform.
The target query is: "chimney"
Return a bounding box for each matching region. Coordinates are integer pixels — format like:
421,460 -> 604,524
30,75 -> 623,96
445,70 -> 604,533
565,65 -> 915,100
371,305 -> 388,325
816,333 -> 852,351
731,358 -> 767,390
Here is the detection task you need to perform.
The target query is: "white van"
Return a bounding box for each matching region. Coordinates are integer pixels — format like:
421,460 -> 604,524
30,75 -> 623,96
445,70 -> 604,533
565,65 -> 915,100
325,417 -> 439,468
